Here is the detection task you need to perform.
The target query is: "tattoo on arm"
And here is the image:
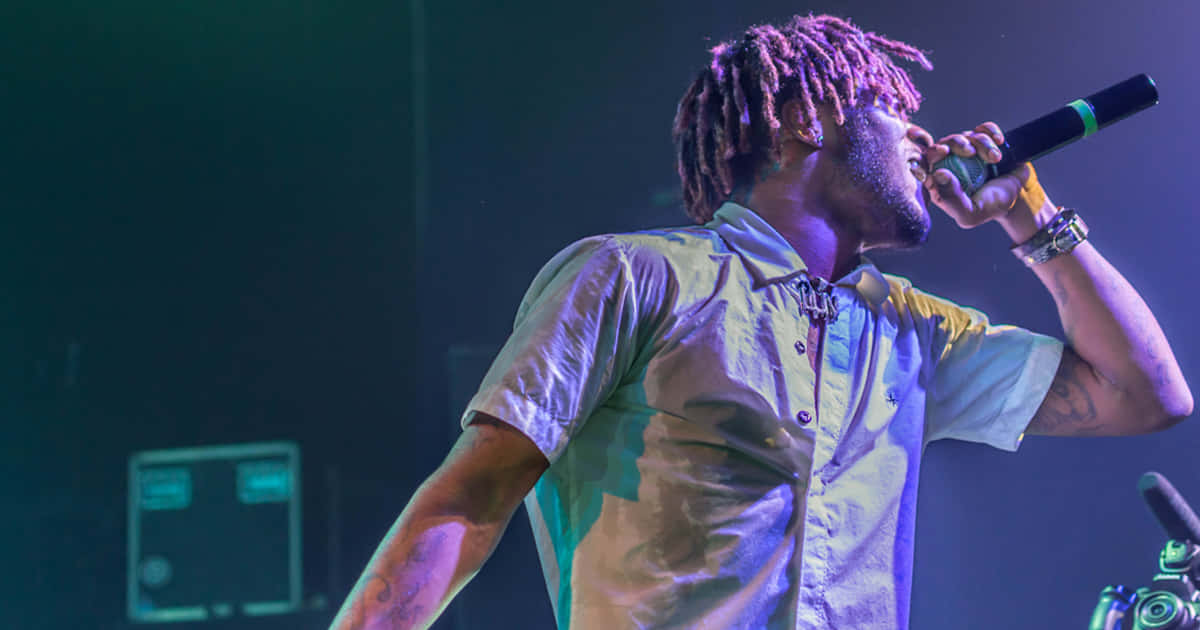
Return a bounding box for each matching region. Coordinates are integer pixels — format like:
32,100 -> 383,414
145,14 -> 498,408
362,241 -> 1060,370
1029,347 -> 1102,436
1049,269 -> 1070,309
349,530 -> 448,629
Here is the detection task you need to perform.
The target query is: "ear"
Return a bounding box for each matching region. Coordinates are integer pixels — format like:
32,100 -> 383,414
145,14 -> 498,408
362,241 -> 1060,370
781,99 -> 823,149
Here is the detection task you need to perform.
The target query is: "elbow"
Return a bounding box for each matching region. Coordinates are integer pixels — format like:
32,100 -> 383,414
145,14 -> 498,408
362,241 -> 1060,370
1167,377 -> 1194,422
1149,383 -> 1194,432
1166,391 -> 1194,428
1119,372 -> 1194,434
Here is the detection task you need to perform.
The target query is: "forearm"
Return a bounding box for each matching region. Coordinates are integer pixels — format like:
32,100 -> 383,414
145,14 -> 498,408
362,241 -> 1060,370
329,478 -> 505,630
998,195 -> 1193,426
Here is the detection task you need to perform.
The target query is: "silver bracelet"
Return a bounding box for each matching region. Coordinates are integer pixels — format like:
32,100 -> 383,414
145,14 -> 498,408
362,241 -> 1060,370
1010,208 -> 1089,267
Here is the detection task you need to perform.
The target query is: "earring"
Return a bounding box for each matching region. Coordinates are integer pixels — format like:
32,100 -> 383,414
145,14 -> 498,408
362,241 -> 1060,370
799,130 -> 823,147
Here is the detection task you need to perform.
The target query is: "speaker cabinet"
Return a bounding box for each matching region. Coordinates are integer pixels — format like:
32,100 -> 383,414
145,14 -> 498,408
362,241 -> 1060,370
127,441 -> 301,623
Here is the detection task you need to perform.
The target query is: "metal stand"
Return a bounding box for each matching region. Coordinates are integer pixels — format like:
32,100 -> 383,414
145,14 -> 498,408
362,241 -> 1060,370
1090,539 -> 1200,629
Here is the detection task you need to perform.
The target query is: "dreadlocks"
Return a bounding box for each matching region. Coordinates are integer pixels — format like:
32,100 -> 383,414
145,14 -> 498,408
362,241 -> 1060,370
672,14 -> 933,223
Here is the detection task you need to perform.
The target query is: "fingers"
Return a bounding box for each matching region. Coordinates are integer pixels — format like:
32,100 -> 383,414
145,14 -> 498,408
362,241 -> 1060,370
923,142 -> 949,167
930,121 -> 1006,165
940,134 -> 976,158
964,131 -> 1002,162
906,125 -> 935,150
927,166 -> 974,213
937,131 -> 1000,163
974,121 -> 1004,145
920,122 -> 1033,230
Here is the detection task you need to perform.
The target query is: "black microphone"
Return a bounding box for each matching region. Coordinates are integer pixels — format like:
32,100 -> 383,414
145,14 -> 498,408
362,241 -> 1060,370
1138,471 -> 1200,544
934,74 -> 1159,195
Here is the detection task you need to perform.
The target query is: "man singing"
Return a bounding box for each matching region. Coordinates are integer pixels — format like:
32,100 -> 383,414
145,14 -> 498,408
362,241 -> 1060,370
331,14 -> 1192,629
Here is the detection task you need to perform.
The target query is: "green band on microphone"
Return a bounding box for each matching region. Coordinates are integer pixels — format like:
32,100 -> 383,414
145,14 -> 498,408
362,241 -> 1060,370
1068,98 -> 1099,137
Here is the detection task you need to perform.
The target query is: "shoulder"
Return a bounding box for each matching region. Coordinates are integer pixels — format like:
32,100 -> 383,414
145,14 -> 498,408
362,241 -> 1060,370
526,224 -> 730,320
544,223 -> 729,282
880,272 -> 983,327
609,223 -> 728,261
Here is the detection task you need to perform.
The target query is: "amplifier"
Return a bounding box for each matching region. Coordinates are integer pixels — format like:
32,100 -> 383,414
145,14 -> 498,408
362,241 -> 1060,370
127,441 -> 301,623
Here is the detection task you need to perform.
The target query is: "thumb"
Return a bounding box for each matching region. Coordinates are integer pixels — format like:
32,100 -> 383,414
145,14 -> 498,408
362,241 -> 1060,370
1012,162 -> 1033,186
930,168 -> 972,211
972,172 -> 1025,212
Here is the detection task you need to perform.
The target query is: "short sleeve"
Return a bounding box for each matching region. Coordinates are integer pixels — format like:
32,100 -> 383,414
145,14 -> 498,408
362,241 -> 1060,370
460,236 -> 644,463
914,288 -> 1064,451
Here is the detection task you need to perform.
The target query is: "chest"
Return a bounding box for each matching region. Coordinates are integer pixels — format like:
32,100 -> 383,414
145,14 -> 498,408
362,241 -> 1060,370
636,281 -> 926,457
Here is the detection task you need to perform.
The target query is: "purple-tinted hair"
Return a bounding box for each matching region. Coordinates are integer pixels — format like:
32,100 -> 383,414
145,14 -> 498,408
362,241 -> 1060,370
673,14 -> 933,223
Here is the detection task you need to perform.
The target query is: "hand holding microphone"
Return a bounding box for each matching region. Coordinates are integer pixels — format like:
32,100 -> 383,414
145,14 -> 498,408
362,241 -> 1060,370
932,74 -> 1159,197
919,121 -> 1037,228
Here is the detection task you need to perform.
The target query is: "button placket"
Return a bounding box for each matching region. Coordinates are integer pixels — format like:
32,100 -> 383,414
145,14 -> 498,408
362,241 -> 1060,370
786,284 -> 816,430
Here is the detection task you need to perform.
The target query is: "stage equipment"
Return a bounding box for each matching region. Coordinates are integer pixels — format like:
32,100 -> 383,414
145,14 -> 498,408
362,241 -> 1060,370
127,441 -> 301,623
1089,472 -> 1200,630
934,74 -> 1159,195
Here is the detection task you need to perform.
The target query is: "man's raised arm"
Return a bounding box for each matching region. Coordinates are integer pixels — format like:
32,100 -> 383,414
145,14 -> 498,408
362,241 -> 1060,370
329,414 -> 549,630
1000,190 -> 1194,437
921,122 -> 1193,437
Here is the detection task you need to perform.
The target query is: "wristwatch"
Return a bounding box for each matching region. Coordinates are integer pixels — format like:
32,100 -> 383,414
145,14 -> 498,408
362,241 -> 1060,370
1010,208 -> 1089,267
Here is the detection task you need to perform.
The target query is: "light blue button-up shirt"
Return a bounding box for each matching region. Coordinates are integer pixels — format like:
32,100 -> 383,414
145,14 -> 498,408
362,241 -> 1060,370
464,202 -> 1063,629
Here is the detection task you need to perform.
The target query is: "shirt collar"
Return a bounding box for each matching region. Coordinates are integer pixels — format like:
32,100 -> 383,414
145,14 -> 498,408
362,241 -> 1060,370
706,201 -> 891,308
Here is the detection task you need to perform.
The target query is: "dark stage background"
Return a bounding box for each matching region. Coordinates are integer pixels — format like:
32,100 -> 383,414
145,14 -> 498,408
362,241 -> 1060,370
5,1 -> 1200,628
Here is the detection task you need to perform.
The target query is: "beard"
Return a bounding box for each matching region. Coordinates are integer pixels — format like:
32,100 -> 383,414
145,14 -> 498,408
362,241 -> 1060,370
836,109 -> 931,248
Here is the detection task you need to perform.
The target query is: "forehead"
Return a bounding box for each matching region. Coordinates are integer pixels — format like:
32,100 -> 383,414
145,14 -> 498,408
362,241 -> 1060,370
850,102 -> 914,138
866,92 -> 912,122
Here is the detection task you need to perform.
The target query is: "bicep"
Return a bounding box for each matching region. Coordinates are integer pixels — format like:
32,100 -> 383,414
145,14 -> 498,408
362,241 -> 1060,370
427,413 -> 550,527
1025,346 -> 1142,437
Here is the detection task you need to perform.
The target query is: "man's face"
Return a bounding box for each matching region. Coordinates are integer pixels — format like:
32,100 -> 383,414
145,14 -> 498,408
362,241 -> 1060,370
827,104 -> 933,250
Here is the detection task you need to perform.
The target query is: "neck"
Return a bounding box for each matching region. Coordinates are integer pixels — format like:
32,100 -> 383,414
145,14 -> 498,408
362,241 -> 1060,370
739,166 -> 864,282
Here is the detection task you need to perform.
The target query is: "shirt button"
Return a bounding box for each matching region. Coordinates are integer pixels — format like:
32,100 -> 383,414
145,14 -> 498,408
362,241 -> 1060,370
797,410 -> 813,424
794,340 -> 806,354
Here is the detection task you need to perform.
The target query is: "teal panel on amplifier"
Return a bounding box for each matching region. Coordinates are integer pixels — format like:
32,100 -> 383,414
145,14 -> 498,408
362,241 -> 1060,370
139,467 -> 192,511
237,460 -> 291,504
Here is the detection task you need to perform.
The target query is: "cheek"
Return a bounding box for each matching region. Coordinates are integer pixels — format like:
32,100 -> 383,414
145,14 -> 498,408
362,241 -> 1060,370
906,166 -> 927,202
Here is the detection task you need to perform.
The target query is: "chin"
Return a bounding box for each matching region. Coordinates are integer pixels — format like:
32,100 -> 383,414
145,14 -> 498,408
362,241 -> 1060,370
895,174 -> 932,241
895,210 -> 931,248
870,184 -> 930,250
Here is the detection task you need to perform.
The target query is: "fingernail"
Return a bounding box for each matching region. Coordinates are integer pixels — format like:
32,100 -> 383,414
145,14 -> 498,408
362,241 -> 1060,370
934,171 -> 951,185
